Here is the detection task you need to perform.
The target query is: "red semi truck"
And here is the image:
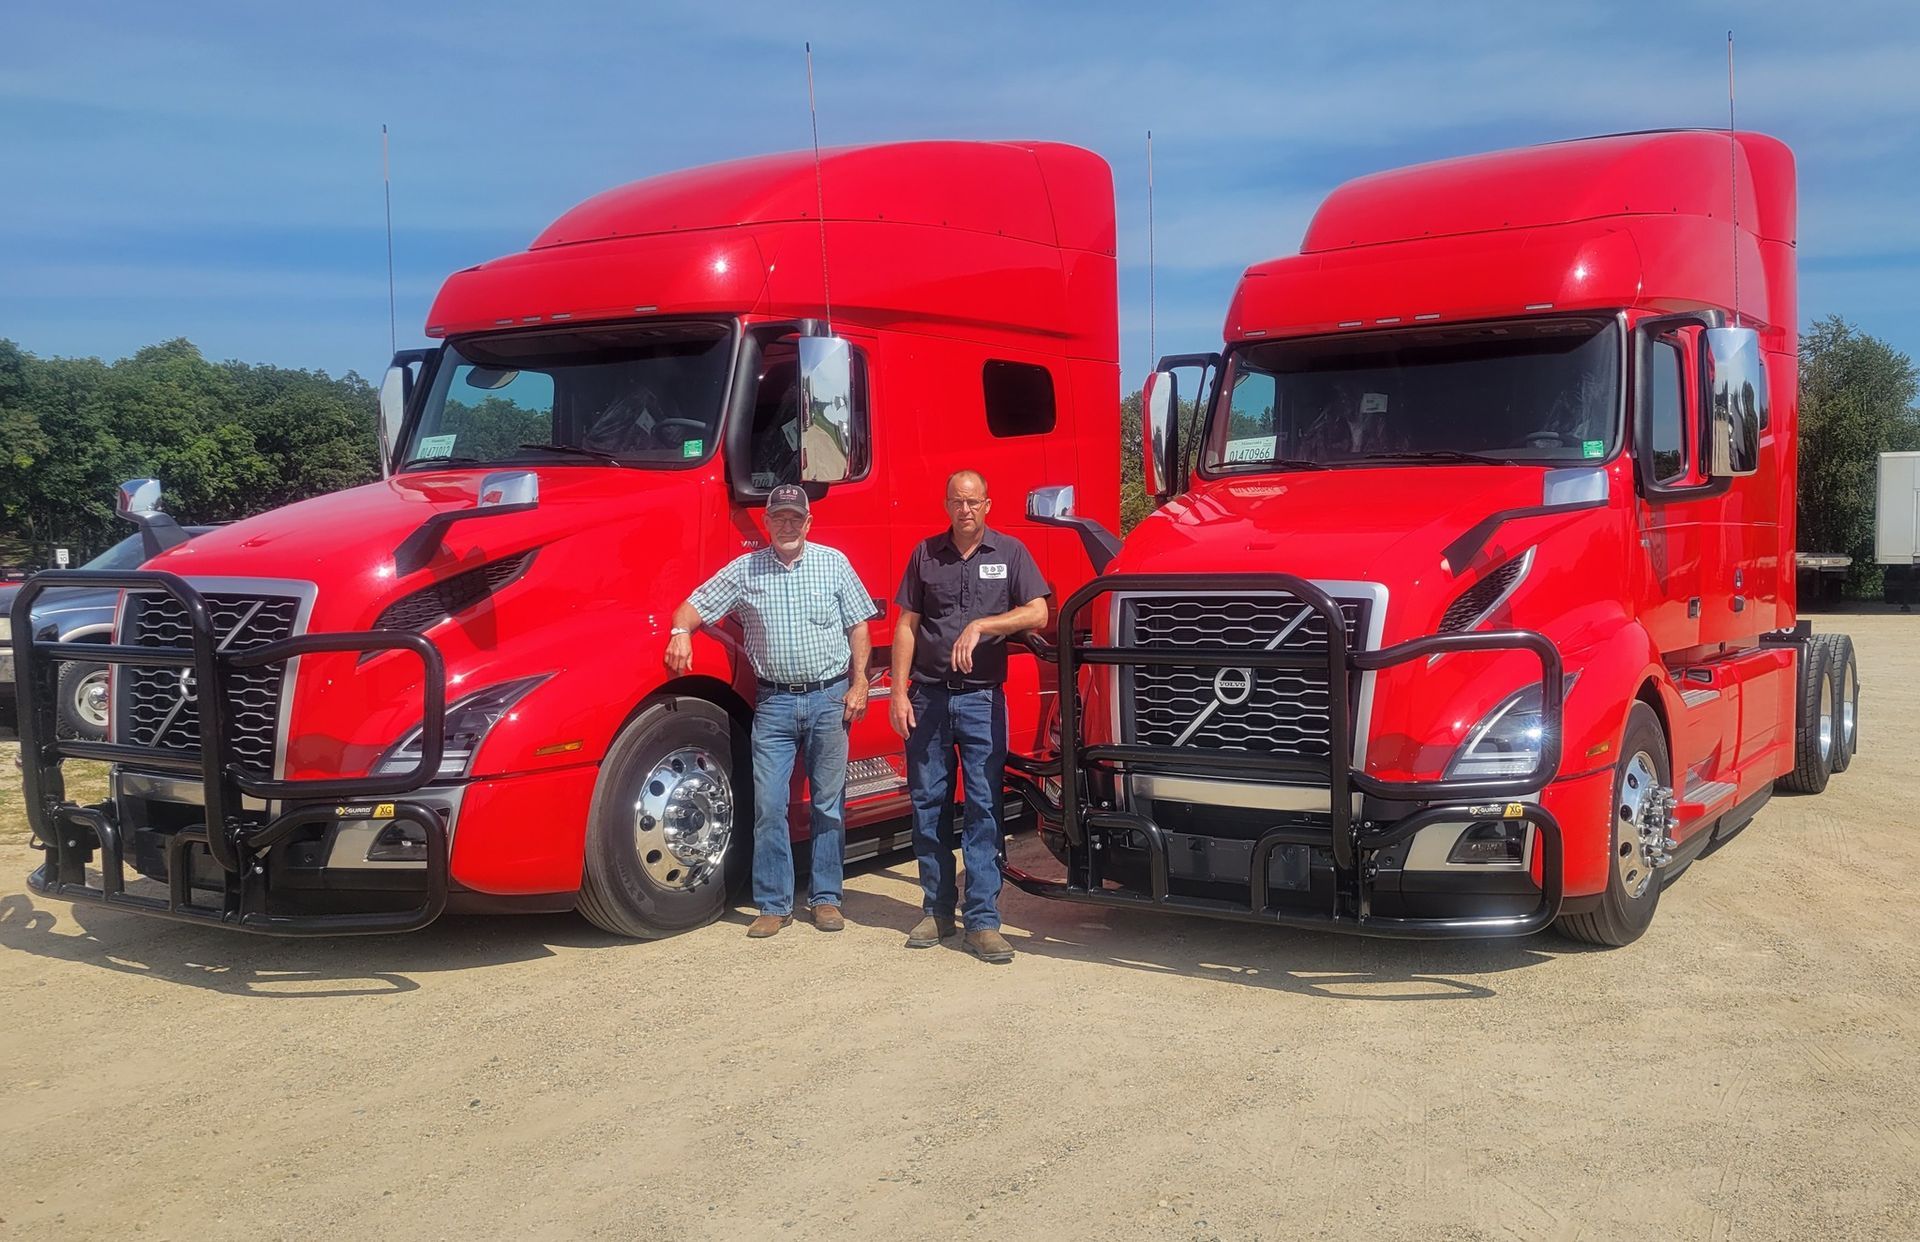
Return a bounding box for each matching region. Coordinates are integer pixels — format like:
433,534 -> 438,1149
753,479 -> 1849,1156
10,140 -> 1118,937
1012,130 -> 1862,944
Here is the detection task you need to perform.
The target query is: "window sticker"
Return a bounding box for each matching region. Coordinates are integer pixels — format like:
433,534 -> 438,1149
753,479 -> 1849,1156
416,433 -> 457,458
1582,439 -> 1605,459
1223,435 -> 1276,462
1360,392 -> 1390,414
681,438 -> 704,458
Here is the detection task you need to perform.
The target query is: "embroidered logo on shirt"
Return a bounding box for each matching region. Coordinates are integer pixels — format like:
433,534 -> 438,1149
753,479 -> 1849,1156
979,563 -> 1008,579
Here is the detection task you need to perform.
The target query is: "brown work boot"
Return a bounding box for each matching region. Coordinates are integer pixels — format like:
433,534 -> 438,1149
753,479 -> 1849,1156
964,929 -> 1014,964
905,915 -> 957,948
746,914 -> 793,938
809,904 -> 845,932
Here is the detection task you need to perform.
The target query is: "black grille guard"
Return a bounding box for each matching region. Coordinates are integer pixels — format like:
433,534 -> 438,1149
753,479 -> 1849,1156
10,569 -> 449,935
1005,572 -> 1566,939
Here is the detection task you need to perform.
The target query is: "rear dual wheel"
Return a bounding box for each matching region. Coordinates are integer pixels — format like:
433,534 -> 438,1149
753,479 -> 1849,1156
1778,634 -> 1857,793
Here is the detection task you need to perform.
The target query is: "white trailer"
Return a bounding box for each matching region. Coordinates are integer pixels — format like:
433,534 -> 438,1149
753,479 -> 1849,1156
1877,451 -> 1920,567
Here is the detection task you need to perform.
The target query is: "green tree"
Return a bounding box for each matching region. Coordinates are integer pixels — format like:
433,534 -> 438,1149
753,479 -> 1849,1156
1797,316 -> 1920,595
1119,387 -> 1203,532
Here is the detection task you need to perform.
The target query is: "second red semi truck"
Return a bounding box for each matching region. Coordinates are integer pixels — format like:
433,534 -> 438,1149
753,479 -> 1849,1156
1014,129 -> 1862,944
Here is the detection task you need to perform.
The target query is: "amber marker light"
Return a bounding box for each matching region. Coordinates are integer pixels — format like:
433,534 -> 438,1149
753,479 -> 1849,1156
533,739 -> 585,757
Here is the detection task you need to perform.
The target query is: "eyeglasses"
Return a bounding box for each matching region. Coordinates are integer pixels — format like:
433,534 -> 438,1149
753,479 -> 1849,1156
947,498 -> 989,510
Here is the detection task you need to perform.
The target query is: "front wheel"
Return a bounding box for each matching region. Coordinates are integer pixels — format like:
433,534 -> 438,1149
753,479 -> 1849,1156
577,697 -> 751,939
1556,702 -> 1670,947
56,660 -> 110,741
1826,634 -> 1859,775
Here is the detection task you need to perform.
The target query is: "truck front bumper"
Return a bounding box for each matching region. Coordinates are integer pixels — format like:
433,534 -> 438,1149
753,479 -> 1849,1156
12,569 -> 451,936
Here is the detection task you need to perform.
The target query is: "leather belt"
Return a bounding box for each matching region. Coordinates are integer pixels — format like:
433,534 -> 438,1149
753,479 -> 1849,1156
757,675 -> 846,695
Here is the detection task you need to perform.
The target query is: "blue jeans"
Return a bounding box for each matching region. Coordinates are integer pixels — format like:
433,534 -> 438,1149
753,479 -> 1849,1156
750,679 -> 850,917
905,685 -> 1007,932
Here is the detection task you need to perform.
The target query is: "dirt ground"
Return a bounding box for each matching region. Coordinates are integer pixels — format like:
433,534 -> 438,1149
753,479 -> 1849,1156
1,610 -> 1916,1241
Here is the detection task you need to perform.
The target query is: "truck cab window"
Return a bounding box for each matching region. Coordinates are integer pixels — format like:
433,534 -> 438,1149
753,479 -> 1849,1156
983,360 -> 1057,437
1647,338 -> 1688,486
1202,317 -> 1620,472
748,340 -> 871,489
404,321 -> 732,469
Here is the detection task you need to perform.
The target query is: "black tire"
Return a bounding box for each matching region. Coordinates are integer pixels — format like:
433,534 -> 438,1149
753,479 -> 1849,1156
577,697 -> 752,939
1776,638 -> 1837,794
1556,702 -> 1667,948
56,660 -> 110,742
1827,634 -> 1859,775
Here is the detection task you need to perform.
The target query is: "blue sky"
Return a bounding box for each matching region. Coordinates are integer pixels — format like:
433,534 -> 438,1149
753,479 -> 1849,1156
4,2 -> 1918,387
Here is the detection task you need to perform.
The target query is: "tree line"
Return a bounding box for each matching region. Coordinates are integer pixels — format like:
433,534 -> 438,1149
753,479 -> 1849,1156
0,338 -> 380,565
3,318 -> 1917,593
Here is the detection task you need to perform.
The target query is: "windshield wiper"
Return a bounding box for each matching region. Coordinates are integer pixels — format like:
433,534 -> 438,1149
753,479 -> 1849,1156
513,443 -> 633,467
400,452 -> 488,469
1351,450 -> 1521,467
1216,457 -> 1331,473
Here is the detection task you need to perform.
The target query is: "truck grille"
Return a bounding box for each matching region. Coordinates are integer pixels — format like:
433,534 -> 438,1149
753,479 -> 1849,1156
121,591 -> 304,772
1126,594 -> 1368,763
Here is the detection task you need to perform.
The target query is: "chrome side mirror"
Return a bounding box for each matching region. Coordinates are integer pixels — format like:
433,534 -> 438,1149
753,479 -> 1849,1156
1703,327 -> 1764,478
476,470 -> 538,510
798,335 -> 858,485
116,478 -> 163,517
1026,485 -> 1076,522
378,364 -> 411,479
1142,370 -> 1179,501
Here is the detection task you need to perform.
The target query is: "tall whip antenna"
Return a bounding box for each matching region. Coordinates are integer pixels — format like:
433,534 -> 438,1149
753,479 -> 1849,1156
1146,129 -> 1157,365
1727,31 -> 1741,328
805,42 -> 833,334
382,124 -> 397,354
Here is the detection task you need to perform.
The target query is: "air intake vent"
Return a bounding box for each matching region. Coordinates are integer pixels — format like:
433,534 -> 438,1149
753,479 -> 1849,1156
1438,554 -> 1528,633
373,550 -> 536,635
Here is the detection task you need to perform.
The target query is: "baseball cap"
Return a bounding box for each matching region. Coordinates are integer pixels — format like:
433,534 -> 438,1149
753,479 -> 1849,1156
766,483 -> 810,517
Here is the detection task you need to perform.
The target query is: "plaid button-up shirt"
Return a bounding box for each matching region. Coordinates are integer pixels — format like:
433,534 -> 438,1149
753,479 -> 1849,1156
687,542 -> 876,683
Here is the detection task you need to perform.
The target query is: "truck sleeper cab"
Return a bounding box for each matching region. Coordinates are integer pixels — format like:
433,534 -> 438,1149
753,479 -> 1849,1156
1014,130 -> 1861,945
11,141 -> 1119,938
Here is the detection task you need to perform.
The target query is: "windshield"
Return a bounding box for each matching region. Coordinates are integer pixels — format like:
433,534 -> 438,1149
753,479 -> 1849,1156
404,320 -> 734,469
1201,317 -> 1620,472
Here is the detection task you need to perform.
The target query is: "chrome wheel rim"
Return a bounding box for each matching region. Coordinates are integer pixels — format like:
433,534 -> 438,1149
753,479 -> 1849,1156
74,670 -> 110,731
1817,671 -> 1835,764
633,746 -> 733,889
1615,750 -> 1665,899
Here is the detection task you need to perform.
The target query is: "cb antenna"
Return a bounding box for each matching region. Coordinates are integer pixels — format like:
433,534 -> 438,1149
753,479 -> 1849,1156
382,124 -> 397,354
805,42 -> 833,334
1146,129 -> 1157,364
1726,31 -> 1741,328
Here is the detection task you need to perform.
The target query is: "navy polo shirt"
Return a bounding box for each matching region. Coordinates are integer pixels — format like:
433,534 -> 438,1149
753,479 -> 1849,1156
894,527 -> 1049,688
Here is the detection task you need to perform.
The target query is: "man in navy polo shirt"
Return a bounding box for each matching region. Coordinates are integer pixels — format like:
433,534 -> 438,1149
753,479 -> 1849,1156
889,469 -> 1049,964
666,484 -> 876,938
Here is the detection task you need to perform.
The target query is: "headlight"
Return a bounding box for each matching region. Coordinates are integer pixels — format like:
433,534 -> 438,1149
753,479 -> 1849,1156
1445,682 -> 1556,779
375,674 -> 550,781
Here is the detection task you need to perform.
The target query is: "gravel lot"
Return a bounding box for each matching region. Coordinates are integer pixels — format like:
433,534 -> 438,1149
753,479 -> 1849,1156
1,610 -> 1916,1241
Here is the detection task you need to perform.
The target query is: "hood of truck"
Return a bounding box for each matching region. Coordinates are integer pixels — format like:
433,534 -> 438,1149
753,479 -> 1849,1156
143,467 -> 701,629
1114,466 -> 1578,638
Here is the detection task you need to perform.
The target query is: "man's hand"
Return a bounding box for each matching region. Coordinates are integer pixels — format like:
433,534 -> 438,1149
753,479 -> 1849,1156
664,631 -> 693,675
843,677 -> 869,724
889,689 -> 917,739
951,620 -> 986,675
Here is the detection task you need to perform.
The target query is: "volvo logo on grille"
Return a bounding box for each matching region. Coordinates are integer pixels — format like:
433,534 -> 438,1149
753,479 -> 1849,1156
1211,667 -> 1255,705
175,668 -> 198,704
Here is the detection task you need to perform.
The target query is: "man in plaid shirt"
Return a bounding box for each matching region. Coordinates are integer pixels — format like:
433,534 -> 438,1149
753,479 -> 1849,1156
665,484 -> 877,938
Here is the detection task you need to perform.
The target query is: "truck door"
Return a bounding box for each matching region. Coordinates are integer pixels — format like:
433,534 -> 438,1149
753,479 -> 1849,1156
1632,322 -> 1707,660
742,332 -> 899,782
